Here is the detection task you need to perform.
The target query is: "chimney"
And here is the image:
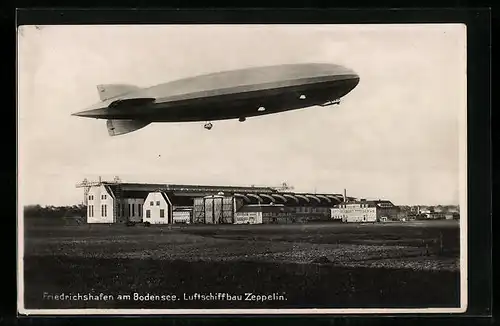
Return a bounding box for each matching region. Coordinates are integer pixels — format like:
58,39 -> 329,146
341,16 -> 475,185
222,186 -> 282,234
99,176 -> 102,183
343,189 -> 347,202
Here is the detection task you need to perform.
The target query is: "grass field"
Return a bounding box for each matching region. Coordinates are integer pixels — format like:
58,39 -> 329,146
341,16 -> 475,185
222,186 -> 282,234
22,219 -> 461,309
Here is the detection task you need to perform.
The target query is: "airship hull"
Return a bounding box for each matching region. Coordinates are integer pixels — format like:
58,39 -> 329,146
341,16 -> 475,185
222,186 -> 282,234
81,77 -> 358,122
73,63 -> 360,134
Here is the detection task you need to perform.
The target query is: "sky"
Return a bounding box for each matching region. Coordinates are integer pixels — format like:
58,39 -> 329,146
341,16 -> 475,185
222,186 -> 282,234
17,24 -> 467,206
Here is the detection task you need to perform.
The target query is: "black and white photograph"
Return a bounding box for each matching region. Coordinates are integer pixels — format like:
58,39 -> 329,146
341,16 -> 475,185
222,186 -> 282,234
17,23 -> 467,314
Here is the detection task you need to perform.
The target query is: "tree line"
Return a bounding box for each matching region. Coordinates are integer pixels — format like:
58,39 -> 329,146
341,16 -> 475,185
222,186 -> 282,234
24,204 -> 86,218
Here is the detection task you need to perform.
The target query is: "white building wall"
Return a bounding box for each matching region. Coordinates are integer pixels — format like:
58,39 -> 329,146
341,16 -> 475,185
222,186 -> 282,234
234,212 -> 263,224
143,192 -> 172,224
173,210 -> 191,224
87,185 -> 114,223
331,204 -> 377,223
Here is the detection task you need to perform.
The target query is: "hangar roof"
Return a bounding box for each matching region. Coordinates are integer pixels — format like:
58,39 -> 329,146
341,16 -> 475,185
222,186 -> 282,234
109,182 -> 275,194
100,182 -> 355,207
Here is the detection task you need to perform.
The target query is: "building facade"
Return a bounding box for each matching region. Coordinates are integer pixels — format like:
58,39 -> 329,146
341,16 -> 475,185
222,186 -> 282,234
234,205 -> 264,224
87,185 -> 115,223
172,208 -> 192,224
118,198 -> 145,223
331,200 -> 399,223
81,180 -> 363,225
193,195 -> 236,224
142,191 -> 173,224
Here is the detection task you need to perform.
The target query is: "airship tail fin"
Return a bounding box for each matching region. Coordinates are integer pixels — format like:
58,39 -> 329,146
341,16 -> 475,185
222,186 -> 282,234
106,119 -> 151,136
97,84 -> 141,101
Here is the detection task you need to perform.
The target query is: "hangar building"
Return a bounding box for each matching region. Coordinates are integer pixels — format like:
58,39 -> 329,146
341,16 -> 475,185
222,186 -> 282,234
78,179 -> 357,224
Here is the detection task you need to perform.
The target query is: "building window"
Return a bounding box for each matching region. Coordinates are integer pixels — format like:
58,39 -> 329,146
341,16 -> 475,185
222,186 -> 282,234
117,203 -> 121,216
146,210 -> 151,218
160,209 -> 165,218
88,195 -> 92,200
150,201 -> 154,206
156,201 -> 160,206
131,203 -> 135,217
101,204 -> 107,217
138,204 -> 142,216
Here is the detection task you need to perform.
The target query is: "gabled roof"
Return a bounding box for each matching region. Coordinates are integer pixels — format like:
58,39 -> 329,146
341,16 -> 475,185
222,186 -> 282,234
103,185 -> 115,199
160,192 -> 171,205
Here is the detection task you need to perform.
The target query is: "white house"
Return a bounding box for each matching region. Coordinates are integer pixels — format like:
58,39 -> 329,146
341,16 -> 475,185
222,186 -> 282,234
143,191 -> 173,224
87,185 -> 115,223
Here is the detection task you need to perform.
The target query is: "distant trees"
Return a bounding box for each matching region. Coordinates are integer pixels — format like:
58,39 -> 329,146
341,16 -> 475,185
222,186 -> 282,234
24,204 -> 86,218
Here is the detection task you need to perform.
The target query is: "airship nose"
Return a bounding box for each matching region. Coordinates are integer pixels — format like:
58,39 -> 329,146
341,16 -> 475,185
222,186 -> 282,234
347,69 -> 360,87
347,68 -> 360,81
335,64 -> 358,77
337,65 -> 360,85
352,73 -> 360,85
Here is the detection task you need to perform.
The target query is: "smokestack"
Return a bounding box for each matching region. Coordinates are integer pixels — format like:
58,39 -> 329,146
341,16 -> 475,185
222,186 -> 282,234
343,189 -> 347,202
99,176 -> 102,183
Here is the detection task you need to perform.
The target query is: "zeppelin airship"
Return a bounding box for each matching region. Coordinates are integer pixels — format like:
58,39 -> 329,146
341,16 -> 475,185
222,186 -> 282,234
72,63 -> 360,136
